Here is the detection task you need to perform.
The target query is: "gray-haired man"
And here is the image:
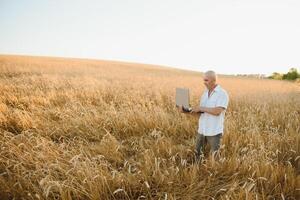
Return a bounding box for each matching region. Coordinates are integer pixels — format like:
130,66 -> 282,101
178,70 -> 229,160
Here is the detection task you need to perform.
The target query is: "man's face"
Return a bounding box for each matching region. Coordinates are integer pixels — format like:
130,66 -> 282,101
203,75 -> 215,89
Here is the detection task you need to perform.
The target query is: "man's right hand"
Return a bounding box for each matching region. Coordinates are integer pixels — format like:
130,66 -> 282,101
177,105 -> 193,113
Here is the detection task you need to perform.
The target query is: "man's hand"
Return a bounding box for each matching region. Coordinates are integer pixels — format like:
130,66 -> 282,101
191,106 -> 200,113
177,105 -> 193,113
177,105 -> 203,116
177,105 -> 184,113
190,106 -> 203,115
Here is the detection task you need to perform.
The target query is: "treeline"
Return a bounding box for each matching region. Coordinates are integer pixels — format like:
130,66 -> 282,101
268,68 -> 300,80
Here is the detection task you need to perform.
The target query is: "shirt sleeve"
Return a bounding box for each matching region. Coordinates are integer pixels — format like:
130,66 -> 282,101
216,91 -> 229,109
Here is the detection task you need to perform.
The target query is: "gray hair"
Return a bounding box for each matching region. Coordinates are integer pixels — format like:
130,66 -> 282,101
204,70 -> 217,81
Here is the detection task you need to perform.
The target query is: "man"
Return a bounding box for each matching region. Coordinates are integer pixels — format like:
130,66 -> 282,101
178,70 -> 229,160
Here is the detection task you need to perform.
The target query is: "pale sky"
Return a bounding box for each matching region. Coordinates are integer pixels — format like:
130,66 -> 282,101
1,0 -> 299,75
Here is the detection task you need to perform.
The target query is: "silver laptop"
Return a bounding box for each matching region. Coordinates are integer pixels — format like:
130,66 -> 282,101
175,88 -> 190,108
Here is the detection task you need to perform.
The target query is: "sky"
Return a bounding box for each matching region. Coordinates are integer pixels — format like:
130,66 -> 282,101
1,0 -> 299,75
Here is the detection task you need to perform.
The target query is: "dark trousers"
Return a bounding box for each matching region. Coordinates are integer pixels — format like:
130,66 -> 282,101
195,133 -> 222,159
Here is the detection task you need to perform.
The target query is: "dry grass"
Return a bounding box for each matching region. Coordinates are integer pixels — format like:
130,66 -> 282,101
0,55 -> 299,200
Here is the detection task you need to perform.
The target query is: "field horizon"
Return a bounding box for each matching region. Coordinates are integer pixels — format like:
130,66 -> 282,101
0,54 -> 281,77
0,54 -> 299,199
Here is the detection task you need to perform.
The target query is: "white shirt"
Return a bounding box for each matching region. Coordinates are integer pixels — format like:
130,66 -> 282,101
197,85 -> 229,136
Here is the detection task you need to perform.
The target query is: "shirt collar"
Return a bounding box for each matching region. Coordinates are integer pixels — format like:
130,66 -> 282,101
205,84 -> 221,93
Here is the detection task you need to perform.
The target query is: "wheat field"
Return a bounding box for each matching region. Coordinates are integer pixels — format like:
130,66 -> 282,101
0,55 -> 299,200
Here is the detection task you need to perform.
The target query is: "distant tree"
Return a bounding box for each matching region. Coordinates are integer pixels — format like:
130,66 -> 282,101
269,68 -> 300,81
282,68 -> 300,80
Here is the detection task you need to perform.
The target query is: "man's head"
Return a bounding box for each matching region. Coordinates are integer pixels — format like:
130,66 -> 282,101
203,70 -> 217,90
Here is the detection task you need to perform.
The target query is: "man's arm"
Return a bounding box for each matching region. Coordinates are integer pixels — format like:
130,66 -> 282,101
191,106 -> 225,116
189,90 -> 229,116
